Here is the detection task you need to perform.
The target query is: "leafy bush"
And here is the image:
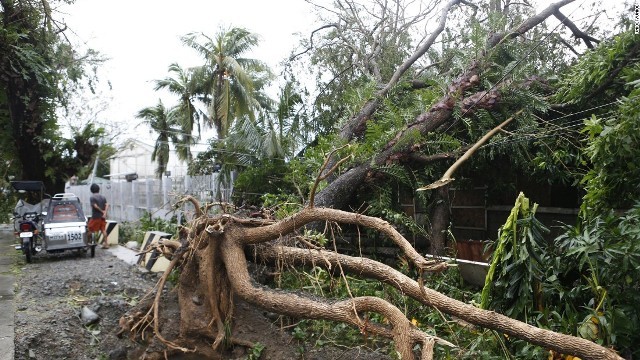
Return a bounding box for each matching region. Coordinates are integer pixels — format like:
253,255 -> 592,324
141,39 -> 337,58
0,192 -> 17,224
481,192 -> 549,321
118,212 -> 178,245
581,88 -> 640,214
232,161 -> 298,206
479,197 -> 640,358
543,204 -> 640,357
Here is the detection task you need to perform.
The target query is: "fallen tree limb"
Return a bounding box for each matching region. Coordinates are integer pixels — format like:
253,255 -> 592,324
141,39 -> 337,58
223,240 -> 449,360
314,0 -> 578,210
257,244 -> 622,360
417,109 -> 523,190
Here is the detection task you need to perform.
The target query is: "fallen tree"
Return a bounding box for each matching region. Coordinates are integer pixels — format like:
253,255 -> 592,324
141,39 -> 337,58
119,155 -> 622,359
309,0 -> 596,254
116,1 -> 623,358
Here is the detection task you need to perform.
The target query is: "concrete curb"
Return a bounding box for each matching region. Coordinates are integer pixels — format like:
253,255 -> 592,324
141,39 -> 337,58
106,244 -> 140,266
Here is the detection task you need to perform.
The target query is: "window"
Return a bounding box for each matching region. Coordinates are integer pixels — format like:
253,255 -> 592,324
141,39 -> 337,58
51,203 -> 81,222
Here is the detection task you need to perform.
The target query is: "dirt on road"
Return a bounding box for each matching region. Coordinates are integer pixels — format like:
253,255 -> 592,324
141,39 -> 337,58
12,245 -> 390,360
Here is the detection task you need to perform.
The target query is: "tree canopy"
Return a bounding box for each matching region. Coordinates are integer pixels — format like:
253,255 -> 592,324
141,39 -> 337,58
0,0 -> 107,193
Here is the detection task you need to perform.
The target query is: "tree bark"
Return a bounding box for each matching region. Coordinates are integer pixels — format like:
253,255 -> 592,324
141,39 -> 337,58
428,185 -> 450,255
258,244 -> 622,360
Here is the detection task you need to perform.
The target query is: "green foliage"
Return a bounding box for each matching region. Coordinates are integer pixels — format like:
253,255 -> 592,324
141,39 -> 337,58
530,32 -> 640,189
285,135 -> 345,196
139,213 -> 177,236
136,100 -> 182,178
117,221 -> 139,245
182,27 -> 273,140
580,86 -> 640,213
480,193 -> 549,322
554,31 -> 639,106
477,194 -> 640,357
0,190 -> 17,223
119,212 -> 177,244
245,342 -> 265,360
166,268 -> 180,286
0,1 -> 104,192
260,193 -> 303,220
233,161 -> 298,206
542,205 -> 640,355
365,178 -> 430,242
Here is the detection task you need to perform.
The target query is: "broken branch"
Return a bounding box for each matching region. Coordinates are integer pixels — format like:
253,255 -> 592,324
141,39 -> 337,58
417,109 -> 523,190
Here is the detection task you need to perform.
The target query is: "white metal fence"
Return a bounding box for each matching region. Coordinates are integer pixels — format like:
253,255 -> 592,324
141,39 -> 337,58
68,174 -> 232,223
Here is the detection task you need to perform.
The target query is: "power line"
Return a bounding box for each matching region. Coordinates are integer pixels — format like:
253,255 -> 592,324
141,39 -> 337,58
480,111 -> 620,150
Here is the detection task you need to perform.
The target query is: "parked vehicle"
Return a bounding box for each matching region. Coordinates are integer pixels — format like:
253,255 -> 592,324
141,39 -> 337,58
11,181 -> 97,262
12,181 -> 47,263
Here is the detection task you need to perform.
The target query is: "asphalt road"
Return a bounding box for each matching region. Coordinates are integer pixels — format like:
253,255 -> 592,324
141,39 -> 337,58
0,228 -> 16,360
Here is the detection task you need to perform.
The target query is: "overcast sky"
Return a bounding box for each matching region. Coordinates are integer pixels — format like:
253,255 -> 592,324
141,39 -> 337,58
56,0 -> 624,147
58,0 -> 318,145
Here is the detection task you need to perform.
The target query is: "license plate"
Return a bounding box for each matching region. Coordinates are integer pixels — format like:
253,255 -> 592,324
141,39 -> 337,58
19,232 -> 33,238
48,234 -> 66,241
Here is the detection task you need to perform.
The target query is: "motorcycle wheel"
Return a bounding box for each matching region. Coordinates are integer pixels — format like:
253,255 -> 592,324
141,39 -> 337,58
23,239 -> 32,263
90,245 -> 96,258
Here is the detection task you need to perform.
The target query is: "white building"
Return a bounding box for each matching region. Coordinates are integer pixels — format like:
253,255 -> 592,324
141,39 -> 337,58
108,139 -> 191,181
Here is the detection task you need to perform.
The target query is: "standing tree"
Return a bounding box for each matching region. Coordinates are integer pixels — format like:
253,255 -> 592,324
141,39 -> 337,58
0,0 -> 104,192
154,63 -> 205,162
181,27 -> 272,140
135,100 -> 181,178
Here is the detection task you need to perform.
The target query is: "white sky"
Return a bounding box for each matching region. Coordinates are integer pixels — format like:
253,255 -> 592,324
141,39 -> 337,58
58,0 -> 318,146
56,0 -> 625,149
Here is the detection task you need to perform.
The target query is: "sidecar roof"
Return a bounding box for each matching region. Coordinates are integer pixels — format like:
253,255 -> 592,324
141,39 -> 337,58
11,181 -> 45,192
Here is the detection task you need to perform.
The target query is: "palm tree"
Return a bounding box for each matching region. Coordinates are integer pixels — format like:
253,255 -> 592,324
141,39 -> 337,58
181,27 -> 272,139
154,63 -> 203,162
223,80 -> 306,170
135,100 -> 179,178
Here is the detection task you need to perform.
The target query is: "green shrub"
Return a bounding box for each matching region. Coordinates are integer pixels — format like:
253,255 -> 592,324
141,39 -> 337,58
118,212 -> 178,245
232,161 -> 298,206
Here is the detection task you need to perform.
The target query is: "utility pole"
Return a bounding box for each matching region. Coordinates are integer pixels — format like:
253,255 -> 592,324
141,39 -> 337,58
89,139 -> 102,185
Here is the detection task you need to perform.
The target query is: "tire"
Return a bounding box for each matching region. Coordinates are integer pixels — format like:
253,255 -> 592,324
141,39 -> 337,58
90,245 -> 96,258
23,239 -> 32,263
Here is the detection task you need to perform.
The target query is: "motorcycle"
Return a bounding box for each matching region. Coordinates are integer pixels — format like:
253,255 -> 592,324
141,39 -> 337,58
14,210 -> 42,263
11,181 -> 47,263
